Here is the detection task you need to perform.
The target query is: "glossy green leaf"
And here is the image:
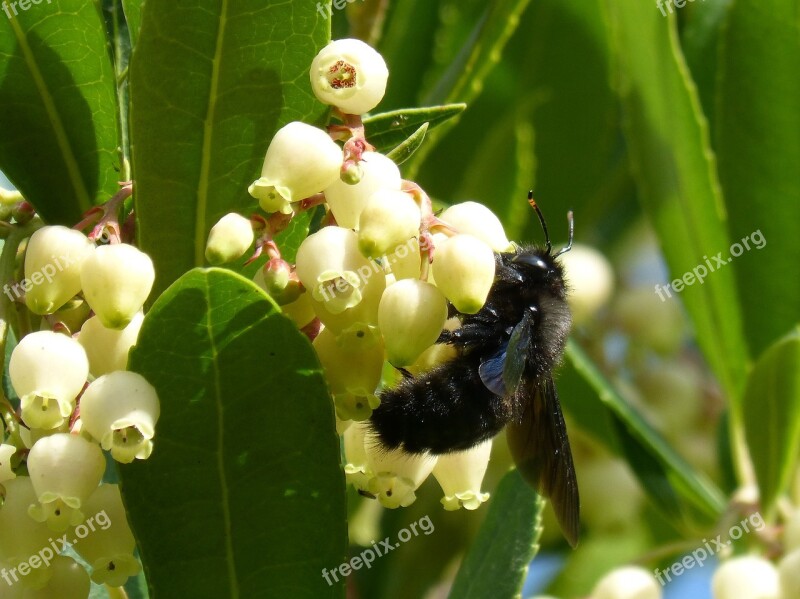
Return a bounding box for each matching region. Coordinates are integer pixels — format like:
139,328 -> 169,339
363,104 -> 465,155
743,327 -> 800,517
386,122 -> 428,165
604,0 -> 749,405
565,341 -> 726,521
130,0 -> 329,297
0,0 -> 120,225
448,469 -> 544,599
121,268 -> 346,599
716,0 -> 800,357
121,0 -> 142,46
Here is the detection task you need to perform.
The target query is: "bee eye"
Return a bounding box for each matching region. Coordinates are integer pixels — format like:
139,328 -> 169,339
511,253 -> 550,271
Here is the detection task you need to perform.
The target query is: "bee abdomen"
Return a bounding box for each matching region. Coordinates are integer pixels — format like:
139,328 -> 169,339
369,354 -> 514,455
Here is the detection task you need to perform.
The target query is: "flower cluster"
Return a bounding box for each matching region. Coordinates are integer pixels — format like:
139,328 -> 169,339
0,203 -> 160,593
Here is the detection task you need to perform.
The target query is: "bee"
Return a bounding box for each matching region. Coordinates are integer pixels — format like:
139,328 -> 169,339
369,192 -> 579,547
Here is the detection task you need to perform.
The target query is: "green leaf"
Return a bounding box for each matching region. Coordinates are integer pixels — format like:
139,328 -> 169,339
362,104 -> 465,155
604,0 -> 749,406
448,469 -> 544,599
564,341 -> 726,522
743,327 -> 800,517
121,268 -> 346,598
386,122 -> 428,165
121,0 -> 142,46
716,0 -> 800,357
130,0 -> 329,298
0,0 -> 120,224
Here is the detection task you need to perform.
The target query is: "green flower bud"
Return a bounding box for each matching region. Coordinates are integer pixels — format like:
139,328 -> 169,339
431,234 -> 495,314
23,226 -> 94,315
77,311 -> 143,377
10,331 -> 89,430
248,121 -> 342,213
205,213 -> 254,265
559,243 -> 614,326
592,566 -> 662,599
80,243 -> 155,329
309,38 -> 388,115
378,279 -> 447,366
432,440 -> 491,510
711,556 -> 780,599
27,434 -> 105,532
440,201 -> 511,252
79,371 -> 160,463
324,152 -> 400,229
74,484 -> 141,587
357,190 -> 421,259
578,457 -> 643,532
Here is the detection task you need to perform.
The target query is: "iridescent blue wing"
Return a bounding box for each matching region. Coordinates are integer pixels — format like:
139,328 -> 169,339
478,309 -> 533,397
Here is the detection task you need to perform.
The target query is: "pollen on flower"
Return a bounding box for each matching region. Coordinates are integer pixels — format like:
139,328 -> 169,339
328,60 -> 357,89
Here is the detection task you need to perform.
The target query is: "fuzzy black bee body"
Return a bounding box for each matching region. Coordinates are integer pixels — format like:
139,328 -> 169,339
369,200 -> 580,547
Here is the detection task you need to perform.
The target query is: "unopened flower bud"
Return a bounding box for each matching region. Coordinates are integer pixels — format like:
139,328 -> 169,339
74,484 -> 141,586
10,331 -> 89,429
11,200 -> 35,225
579,457 -> 643,531
384,238 -> 421,281
365,433 -> 437,508
559,243 -> 614,326
432,440 -> 491,510
324,151 -> 401,229
778,549 -> 800,599
24,226 -> 94,315
358,190 -> 421,259
440,202 -> 511,252
296,226 -> 377,314
431,234 -> 496,314
0,443 -> 16,482
253,259 -> 302,305
279,292 -> 317,329
0,477 -> 56,589
81,243 -> 155,329
591,566 -> 662,599
78,311 -> 143,377
310,38 -> 388,115
248,121 -> 342,213
27,434 -> 105,531
205,213 -> 254,264
378,279 -> 447,366
22,555 -> 90,599
79,371 -> 160,463
711,556 -> 780,599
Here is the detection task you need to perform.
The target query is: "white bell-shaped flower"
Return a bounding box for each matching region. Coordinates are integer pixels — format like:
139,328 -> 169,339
0,443 -> 16,482
74,484 -> 141,586
78,311 -> 143,377
324,151 -> 401,229
79,371 -> 160,464
248,121 -> 342,213
558,243 -> 614,326
20,555 -> 90,599
27,433 -> 105,531
779,549 -> 800,599
205,212 -> 254,265
0,477 -> 57,590
80,243 -> 155,329
309,38 -> 388,115
439,202 -> 512,252
711,556 -> 780,599
296,226 -> 377,314
384,238 -> 421,281
431,234 -> 496,314
343,422 -> 372,492
378,279 -> 447,366
23,225 -> 94,315
358,190 -> 421,259
591,566 -> 662,599
432,440 -> 492,510
10,331 -> 89,429
364,433 -> 437,508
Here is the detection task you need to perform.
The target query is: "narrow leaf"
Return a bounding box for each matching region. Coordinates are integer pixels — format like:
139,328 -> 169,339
448,469 -> 544,599
121,0 -> 142,46
0,0 -> 120,224
386,122 -> 428,165
743,327 -> 800,517
363,104 -> 465,154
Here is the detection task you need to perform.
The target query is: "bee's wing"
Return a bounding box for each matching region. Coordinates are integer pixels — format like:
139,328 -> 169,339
506,376 -> 580,548
478,311 -> 533,397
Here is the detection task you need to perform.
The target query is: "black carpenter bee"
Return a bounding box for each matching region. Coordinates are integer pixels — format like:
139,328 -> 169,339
369,192 -> 580,547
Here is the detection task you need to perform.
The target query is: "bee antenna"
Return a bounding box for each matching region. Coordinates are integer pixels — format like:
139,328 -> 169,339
527,190 -> 551,254
554,210 -> 574,257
